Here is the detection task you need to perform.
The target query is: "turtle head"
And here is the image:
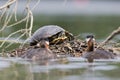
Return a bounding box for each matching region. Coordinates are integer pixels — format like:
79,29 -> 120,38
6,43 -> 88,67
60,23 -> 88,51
36,38 -> 50,49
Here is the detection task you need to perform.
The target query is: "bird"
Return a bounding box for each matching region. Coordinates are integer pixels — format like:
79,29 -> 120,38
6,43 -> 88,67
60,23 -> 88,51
22,39 -> 55,61
82,35 -> 116,63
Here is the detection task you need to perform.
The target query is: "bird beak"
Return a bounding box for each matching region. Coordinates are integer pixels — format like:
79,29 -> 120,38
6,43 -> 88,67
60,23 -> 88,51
45,41 -> 50,49
36,42 -> 40,47
93,38 -> 95,41
45,41 -> 49,46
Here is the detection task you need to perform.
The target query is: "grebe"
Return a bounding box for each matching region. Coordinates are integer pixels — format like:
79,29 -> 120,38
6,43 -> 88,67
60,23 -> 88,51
22,39 -> 55,61
82,35 -> 115,62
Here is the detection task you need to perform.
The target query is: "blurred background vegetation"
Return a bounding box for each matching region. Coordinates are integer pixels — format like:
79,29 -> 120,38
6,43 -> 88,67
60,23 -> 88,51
0,0 -> 120,51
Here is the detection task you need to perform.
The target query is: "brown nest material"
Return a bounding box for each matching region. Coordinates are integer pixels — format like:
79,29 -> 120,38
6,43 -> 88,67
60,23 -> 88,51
7,39 -> 89,58
6,46 -> 33,57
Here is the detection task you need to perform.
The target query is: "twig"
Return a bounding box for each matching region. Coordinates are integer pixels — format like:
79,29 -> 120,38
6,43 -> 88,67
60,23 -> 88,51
31,0 -> 41,11
0,8 -> 7,21
0,0 -> 18,32
28,9 -> 33,37
14,0 -> 18,21
4,8 -> 14,27
99,27 -> 120,47
5,32 -> 26,48
7,17 -> 27,28
0,0 -> 40,50
0,29 -> 27,48
0,0 -> 16,10
0,38 -> 24,43
0,16 -> 27,32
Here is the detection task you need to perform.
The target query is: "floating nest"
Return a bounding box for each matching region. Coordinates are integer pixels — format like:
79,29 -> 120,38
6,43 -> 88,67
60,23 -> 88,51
6,38 -> 89,58
6,38 -> 115,59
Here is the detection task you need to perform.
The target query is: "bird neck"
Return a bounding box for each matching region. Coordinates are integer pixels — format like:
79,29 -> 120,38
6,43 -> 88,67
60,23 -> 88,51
87,39 -> 94,52
45,44 -> 49,49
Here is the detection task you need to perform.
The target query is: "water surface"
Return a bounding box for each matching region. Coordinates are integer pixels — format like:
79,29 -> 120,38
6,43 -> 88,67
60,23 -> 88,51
0,57 -> 120,80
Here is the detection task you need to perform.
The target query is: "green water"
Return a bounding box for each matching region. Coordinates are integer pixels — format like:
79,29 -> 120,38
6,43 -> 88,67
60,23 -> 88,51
0,57 -> 120,80
0,14 -> 120,80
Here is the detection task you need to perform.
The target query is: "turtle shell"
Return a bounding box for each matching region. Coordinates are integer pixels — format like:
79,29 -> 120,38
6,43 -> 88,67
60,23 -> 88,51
29,25 -> 74,46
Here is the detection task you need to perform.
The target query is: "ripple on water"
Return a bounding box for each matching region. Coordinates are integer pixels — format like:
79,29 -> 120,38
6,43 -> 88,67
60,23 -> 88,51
31,57 -> 120,73
31,63 -> 85,73
58,75 -> 111,80
0,60 -> 10,70
91,65 -> 118,71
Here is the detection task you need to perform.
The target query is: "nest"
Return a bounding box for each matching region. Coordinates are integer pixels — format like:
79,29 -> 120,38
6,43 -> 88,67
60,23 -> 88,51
7,39 -> 89,58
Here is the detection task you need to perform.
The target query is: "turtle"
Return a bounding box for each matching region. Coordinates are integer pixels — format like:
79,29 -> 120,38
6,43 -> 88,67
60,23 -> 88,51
29,25 -> 74,46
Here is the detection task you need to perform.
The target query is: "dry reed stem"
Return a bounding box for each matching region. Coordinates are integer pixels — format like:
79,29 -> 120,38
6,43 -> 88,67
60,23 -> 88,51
31,0 -> 41,11
0,0 -> 41,49
5,32 -> 27,48
0,0 -> 16,10
0,29 -> 28,48
98,27 -> 120,47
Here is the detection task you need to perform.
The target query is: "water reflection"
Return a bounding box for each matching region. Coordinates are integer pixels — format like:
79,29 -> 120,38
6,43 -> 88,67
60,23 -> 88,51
0,59 -> 10,70
0,57 -> 120,80
0,58 -> 33,80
